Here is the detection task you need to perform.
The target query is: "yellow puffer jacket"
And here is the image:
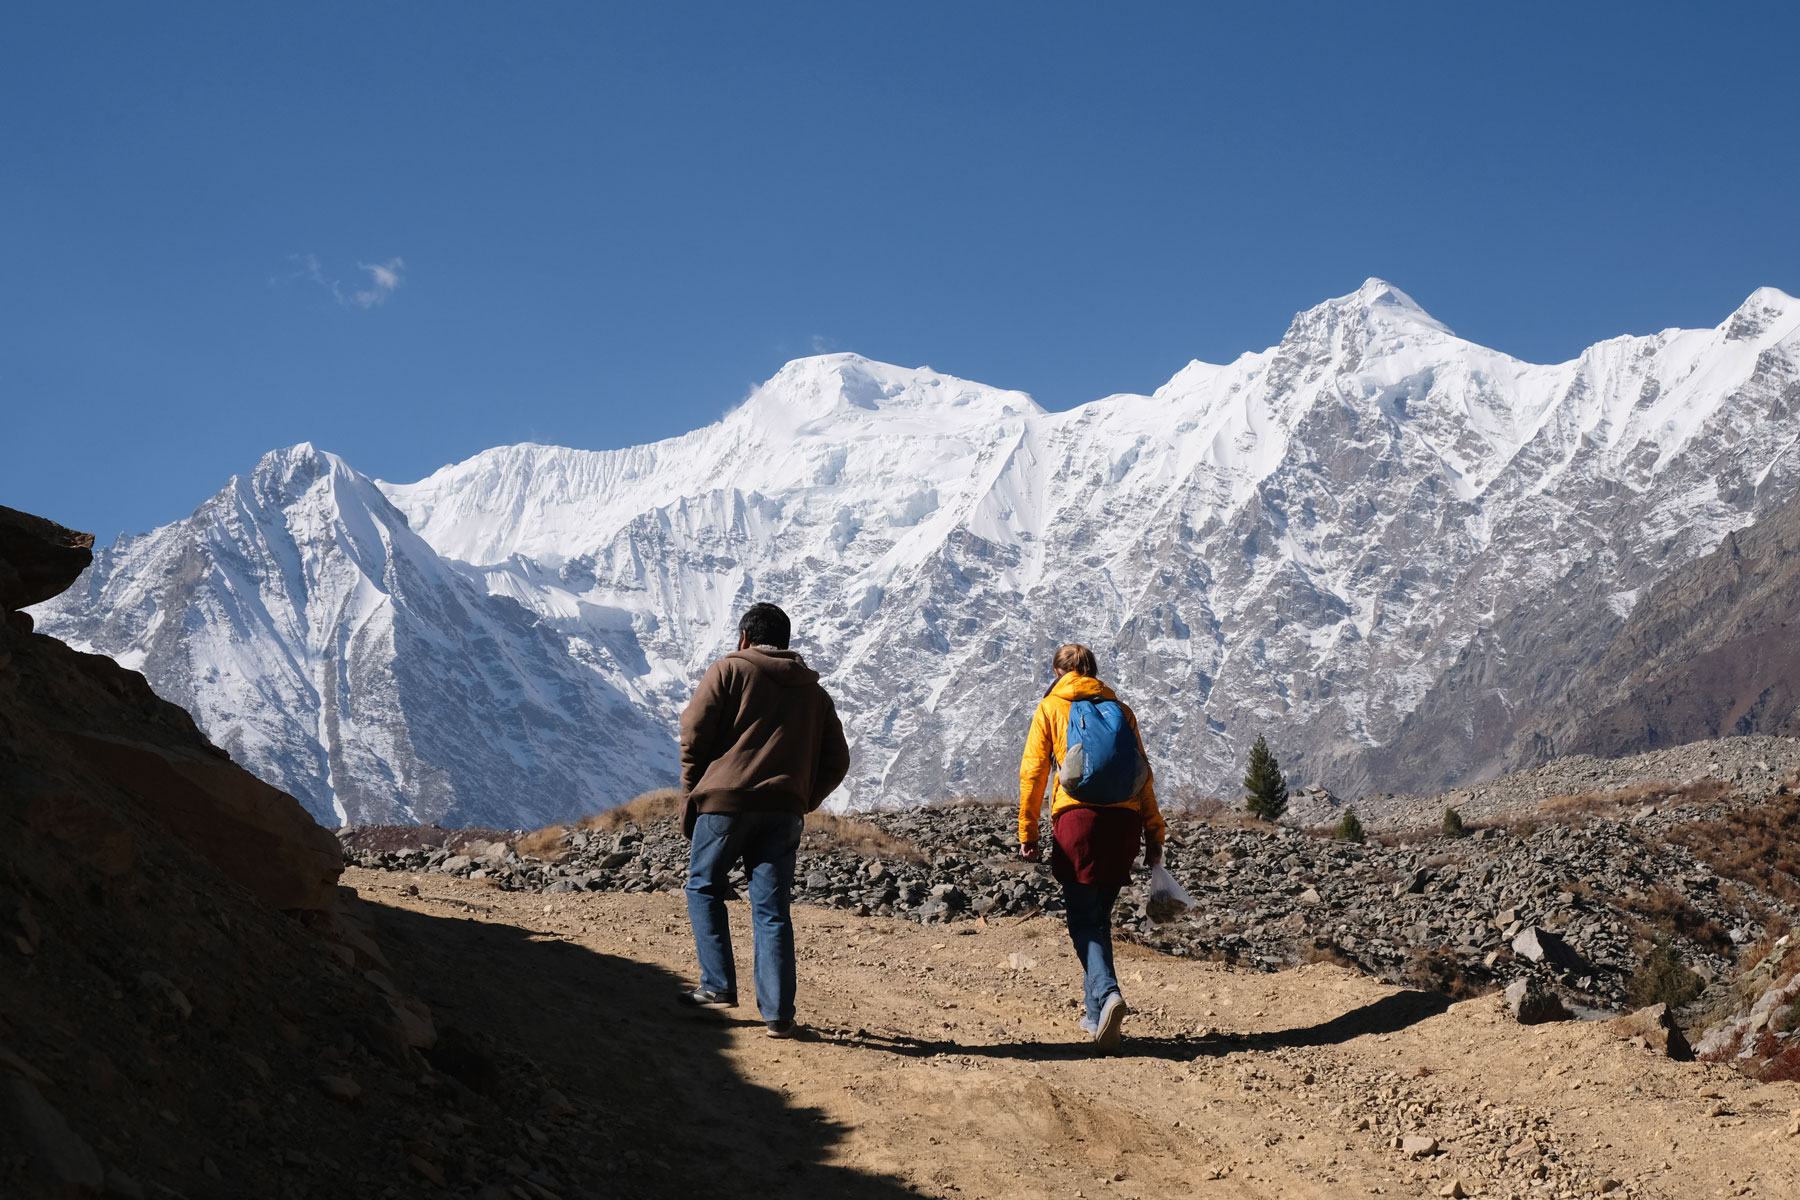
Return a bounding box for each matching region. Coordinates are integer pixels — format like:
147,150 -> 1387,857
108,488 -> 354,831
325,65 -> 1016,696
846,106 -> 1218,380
1017,673 -> 1165,850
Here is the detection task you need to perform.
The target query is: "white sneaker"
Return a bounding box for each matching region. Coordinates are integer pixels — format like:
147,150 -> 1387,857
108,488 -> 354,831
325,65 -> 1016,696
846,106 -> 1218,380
1092,993 -> 1127,1054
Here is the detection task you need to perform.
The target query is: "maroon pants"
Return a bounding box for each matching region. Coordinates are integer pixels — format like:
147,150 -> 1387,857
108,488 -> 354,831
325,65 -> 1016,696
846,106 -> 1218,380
1049,805 -> 1143,889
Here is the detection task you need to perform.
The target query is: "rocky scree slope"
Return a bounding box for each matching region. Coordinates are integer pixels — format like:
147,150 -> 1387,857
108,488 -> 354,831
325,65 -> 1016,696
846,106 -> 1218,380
343,736 -> 1800,1052
1330,732 -> 1800,831
34,281 -> 1800,825
1530,483 -> 1800,758
0,508 -> 642,1200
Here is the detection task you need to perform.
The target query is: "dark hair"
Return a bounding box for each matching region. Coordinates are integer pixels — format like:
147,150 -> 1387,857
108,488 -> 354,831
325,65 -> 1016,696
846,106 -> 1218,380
1053,643 -> 1097,678
739,602 -> 791,650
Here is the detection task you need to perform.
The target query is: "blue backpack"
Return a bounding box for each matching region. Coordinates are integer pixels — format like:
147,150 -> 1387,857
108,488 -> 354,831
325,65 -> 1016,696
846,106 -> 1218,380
1056,699 -> 1150,804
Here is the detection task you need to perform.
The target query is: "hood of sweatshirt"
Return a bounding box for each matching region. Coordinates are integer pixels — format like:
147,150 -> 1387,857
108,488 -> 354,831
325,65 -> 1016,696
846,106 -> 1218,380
1048,673 -> 1117,704
729,646 -> 821,687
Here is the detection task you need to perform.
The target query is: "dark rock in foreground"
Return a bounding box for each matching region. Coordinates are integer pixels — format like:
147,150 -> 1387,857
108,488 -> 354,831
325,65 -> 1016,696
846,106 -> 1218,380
0,505 -> 92,612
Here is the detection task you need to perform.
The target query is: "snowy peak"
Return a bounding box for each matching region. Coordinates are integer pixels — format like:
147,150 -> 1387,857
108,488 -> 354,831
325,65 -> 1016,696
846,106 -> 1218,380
235,442 -> 427,590
246,442 -> 402,524
385,354 -> 1045,567
1722,286 -> 1800,343
1342,277 -> 1446,325
736,353 -> 1043,431
1282,277 -> 1456,349
246,441 -> 341,502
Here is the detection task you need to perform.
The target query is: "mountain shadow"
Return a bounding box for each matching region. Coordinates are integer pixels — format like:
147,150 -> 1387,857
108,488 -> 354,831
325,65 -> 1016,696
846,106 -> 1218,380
361,898 -> 924,1199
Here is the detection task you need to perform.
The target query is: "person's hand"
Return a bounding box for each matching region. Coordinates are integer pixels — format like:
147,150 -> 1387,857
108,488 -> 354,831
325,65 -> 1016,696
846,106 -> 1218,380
1145,841 -> 1164,868
1020,841 -> 1040,862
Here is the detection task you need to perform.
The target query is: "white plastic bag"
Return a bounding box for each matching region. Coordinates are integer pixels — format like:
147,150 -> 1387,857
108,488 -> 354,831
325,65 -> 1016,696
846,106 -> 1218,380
1146,864 -> 1195,922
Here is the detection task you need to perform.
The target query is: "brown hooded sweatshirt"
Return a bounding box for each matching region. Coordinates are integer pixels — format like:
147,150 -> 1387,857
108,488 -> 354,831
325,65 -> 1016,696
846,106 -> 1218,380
678,647 -> 850,828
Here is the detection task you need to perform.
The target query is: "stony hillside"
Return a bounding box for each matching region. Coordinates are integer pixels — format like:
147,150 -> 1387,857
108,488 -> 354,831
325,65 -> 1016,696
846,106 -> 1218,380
344,735 -> 1800,1079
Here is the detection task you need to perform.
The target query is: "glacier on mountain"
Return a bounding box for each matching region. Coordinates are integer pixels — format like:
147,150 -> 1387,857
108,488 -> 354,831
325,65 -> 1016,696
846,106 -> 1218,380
32,280 -> 1800,826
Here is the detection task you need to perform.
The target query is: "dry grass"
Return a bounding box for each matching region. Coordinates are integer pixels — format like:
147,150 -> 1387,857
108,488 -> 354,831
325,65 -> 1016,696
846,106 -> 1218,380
512,788 -> 923,865
1621,884 -> 1734,957
801,811 -> 924,863
1298,940 -> 1362,971
1205,811 -> 1277,832
1740,921 -> 1794,972
1625,939 -> 1707,1009
1372,828 -> 1440,848
1694,953 -> 1800,1079
511,788 -> 687,862
582,787 -> 686,832
1531,778 -> 1732,828
1159,786 -> 1230,820
1400,945 -> 1491,1000
514,825 -> 572,862
1667,791 -> 1800,907
1755,1039 -> 1800,1083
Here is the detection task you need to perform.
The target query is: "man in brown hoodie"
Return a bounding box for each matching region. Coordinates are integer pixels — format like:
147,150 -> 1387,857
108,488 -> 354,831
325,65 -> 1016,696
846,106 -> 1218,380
678,602 -> 850,1036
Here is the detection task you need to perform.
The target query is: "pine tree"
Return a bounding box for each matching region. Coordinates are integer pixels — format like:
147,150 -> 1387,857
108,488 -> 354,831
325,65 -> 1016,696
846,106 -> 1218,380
1442,807 -> 1467,838
1242,734 -> 1288,821
1334,807 -> 1365,843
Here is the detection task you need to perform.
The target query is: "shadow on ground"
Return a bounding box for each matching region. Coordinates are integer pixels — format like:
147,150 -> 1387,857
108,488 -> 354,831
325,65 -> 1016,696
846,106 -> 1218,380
813,988 -> 1454,1063
363,900 -> 923,1200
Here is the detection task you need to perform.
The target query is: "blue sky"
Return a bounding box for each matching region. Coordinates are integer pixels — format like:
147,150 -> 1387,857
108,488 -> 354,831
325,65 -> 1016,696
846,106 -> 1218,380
5,2 -> 1797,541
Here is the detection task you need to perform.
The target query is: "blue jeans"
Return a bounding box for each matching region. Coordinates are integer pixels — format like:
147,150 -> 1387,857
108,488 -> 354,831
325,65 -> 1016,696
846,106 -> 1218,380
685,810 -> 804,1021
1062,881 -> 1122,1025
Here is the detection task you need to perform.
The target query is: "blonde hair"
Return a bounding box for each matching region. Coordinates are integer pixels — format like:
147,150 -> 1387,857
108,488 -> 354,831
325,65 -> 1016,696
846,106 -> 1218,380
1052,643 -> 1098,678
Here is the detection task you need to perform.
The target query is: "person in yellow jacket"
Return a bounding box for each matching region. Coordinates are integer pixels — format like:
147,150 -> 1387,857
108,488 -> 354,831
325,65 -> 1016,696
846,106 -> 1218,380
1019,643 -> 1166,1053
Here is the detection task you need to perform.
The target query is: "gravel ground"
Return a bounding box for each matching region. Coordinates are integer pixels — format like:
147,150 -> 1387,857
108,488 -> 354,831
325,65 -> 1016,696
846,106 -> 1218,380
341,741 -> 1800,1030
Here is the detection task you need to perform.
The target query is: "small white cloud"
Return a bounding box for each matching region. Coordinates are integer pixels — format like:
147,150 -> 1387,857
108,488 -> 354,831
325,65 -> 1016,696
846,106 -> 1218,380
278,253 -> 406,309
811,333 -> 836,353
348,258 -> 405,308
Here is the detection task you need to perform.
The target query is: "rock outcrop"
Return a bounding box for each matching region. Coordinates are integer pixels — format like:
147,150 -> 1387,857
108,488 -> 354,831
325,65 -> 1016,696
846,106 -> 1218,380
1606,1003 -> 1694,1060
0,506 -> 91,614
1,510 -> 615,1196
1,509 -> 340,911
1693,934 -> 1800,1076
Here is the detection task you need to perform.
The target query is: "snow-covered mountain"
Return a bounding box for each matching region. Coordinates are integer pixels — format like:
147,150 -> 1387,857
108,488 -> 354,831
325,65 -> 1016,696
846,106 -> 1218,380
35,446 -> 673,826
33,280 -> 1800,825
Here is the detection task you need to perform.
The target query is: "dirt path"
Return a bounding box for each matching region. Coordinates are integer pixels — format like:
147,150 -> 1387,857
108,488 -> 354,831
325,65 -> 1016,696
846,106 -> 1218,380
343,868 -> 1800,1200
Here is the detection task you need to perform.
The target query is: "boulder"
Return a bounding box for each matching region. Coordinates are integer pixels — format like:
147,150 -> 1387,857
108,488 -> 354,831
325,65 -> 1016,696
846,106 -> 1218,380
63,732 -> 343,911
1,507 -> 342,911
1512,926 -> 1591,974
1606,1003 -> 1695,1060
1504,977 -> 1571,1025
0,505 -> 94,612
2,1075 -> 104,1196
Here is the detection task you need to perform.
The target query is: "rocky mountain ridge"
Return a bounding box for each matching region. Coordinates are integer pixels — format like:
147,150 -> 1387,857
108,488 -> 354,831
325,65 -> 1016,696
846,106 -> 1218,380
33,280 -> 1800,826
